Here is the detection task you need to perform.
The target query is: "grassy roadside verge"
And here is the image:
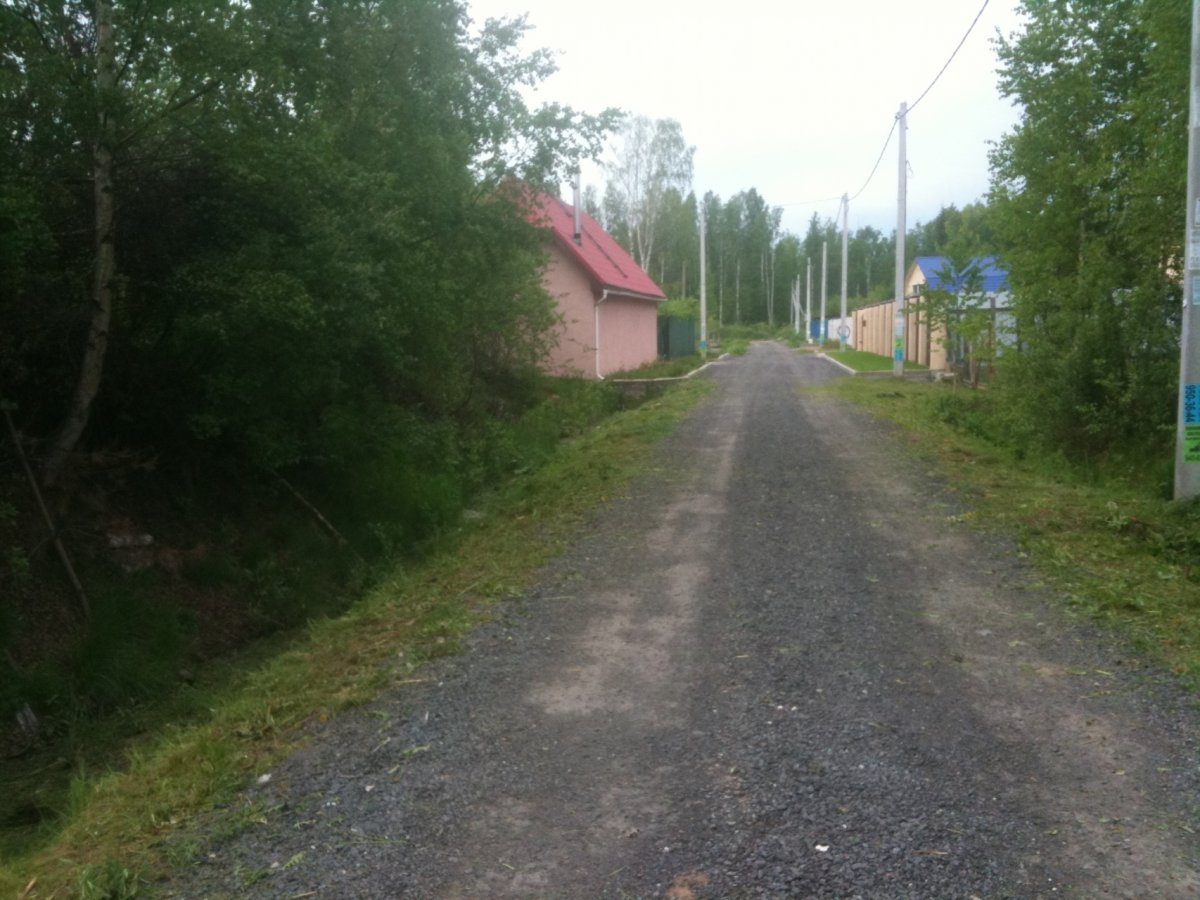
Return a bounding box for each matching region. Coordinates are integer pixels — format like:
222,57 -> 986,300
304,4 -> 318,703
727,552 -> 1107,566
1,378 -> 713,899
823,349 -> 926,373
819,377 -> 1200,682
611,354 -> 707,379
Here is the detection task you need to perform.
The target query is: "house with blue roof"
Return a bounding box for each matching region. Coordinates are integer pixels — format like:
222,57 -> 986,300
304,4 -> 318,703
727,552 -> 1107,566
915,255 -> 1008,295
909,255 -> 1014,378
851,255 -> 1012,377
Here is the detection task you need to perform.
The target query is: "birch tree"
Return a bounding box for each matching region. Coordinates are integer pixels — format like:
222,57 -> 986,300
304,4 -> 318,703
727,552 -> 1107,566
602,116 -> 694,273
40,0 -> 116,485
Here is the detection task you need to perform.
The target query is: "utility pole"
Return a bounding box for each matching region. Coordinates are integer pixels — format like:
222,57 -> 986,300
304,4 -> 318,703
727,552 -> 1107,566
792,278 -> 799,334
1176,1 -> 1200,498
699,202 -> 708,359
893,102 -> 908,377
840,194 -> 849,350
806,257 -> 813,343
821,240 -> 829,345
796,277 -> 801,335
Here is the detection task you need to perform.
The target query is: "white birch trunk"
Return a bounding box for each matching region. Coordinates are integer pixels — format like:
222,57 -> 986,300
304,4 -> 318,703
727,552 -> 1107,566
44,0 -> 116,485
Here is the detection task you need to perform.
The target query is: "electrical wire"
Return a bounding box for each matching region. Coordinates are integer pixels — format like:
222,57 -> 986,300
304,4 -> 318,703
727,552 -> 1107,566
843,0 -> 988,206
908,0 -> 990,114
785,0 -> 990,219
848,115 -> 898,203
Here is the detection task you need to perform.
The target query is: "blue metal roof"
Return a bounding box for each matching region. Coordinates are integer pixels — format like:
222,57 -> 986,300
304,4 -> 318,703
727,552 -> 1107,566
916,255 -> 1008,294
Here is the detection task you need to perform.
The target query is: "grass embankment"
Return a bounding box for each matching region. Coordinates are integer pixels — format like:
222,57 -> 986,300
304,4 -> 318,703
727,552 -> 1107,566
0,378 -> 712,900
822,377 -> 1200,681
611,354 -> 707,379
822,349 -> 928,372
611,339 -> 753,381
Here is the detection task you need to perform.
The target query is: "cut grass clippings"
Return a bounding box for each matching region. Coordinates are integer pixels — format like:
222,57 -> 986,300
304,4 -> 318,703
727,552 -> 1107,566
818,376 -> 1200,684
0,377 -> 712,899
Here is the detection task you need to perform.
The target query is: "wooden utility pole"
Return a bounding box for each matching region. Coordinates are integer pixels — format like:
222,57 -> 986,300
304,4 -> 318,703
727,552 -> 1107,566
1176,1 -> 1200,498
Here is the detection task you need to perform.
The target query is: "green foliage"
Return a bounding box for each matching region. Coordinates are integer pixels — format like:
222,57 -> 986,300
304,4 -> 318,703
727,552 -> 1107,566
0,0 -> 632,773
77,858 -> 143,900
14,583 -> 194,720
910,202 -> 996,260
659,297 -> 700,320
600,116 -> 695,274
989,0 -> 1188,464
0,377 -> 709,900
922,387 -> 1016,446
485,378 -> 620,478
0,0 -> 616,478
920,256 -> 999,385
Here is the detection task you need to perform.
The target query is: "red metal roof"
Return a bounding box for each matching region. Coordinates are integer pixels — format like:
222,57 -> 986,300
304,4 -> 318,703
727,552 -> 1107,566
527,190 -> 666,301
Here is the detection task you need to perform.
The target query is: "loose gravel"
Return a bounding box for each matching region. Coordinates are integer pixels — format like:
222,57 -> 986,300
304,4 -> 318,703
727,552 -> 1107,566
171,342 -> 1200,898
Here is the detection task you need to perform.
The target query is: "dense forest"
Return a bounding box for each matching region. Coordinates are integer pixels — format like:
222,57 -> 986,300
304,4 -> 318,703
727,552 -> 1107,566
0,0 -> 1192,744
0,0 -> 620,721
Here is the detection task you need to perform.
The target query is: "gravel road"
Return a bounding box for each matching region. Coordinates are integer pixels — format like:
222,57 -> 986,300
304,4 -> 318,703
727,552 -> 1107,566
177,341 -> 1200,898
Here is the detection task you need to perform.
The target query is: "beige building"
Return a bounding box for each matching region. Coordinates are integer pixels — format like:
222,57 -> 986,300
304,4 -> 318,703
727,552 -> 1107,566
852,256 -> 1010,373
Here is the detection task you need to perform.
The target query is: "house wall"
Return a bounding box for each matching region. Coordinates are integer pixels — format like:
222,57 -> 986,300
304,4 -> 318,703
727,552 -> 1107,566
542,240 -> 599,378
597,295 -> 658,376
908,264 -> 949,370
540,240 -> 660,379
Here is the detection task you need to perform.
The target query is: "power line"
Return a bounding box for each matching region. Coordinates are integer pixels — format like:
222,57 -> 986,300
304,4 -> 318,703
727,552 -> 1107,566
840,0 -> 989,206
908,0 -> 990,114
848,116 -> 898,202
789,0 -> 990,220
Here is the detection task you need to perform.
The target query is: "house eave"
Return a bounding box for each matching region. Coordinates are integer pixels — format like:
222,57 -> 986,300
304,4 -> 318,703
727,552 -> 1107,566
596,287 -> 666,303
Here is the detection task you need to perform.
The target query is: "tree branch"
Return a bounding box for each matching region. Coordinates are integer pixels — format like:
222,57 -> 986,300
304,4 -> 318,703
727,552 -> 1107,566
3,405 -> 91,621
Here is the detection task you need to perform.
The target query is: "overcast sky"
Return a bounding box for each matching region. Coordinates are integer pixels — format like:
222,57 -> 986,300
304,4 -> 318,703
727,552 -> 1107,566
464,0 -> 1027,237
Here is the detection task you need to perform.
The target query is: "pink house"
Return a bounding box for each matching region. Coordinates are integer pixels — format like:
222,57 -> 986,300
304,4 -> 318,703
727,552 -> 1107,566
528,190 -> 665,379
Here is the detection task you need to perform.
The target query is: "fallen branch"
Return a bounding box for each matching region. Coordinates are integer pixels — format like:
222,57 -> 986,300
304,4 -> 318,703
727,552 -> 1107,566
3,405 -> 91,620
275,473 -> 355,552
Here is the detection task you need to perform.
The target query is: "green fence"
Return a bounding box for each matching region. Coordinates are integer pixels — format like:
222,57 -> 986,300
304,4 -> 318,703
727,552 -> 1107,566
657,316 -> 696,359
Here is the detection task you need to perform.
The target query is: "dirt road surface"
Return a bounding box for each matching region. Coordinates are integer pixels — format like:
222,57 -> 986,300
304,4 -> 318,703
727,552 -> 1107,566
178,342 -> 1200,898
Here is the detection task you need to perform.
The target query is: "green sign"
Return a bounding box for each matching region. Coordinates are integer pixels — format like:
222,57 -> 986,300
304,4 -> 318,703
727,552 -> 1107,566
1187,424 -> 1200,463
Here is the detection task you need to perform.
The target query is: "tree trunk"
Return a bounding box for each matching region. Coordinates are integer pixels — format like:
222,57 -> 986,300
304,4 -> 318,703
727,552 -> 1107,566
43,0 -> 116,486
718,252 -> 724,325
735,258 -> 741,324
